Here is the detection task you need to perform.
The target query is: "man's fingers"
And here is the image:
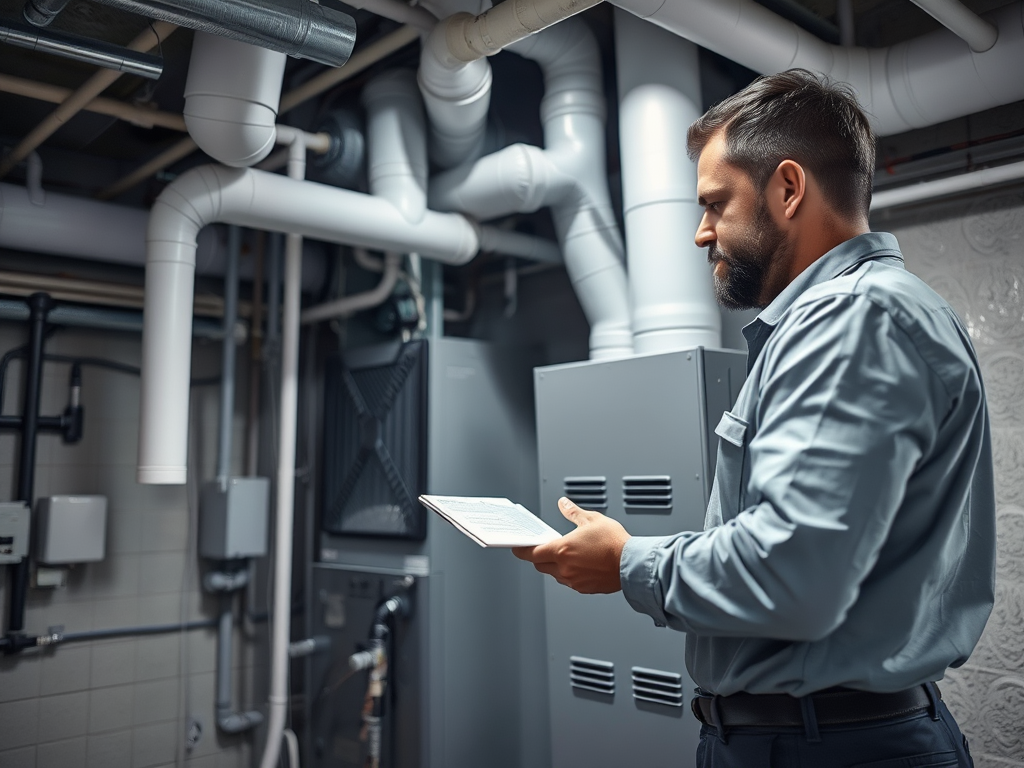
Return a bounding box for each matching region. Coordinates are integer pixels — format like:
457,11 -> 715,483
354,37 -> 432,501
511,546 -> 536,562
559,496 -> 588,525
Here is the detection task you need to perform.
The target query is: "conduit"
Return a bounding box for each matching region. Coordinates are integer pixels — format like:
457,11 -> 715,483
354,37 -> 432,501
100,25 -> 420,200
0,20 -> 177,179
910,0 -> 998,52
0,73 -> 186,130
615,9 -> 720,352
870,159 -> 1024,210
259,131 -> 305,768
429,18 -> 632,358
609,0 -> 1024,136
301,251 -> 401,323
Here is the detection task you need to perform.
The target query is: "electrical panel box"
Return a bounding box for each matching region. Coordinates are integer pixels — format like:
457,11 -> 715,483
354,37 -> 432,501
36,495 -> 107,564
199,477 -> 270,560
535,347 -> 746,768
0,501 -> 30,564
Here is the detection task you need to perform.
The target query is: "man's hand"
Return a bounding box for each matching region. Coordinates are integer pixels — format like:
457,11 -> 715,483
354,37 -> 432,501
512,497 -> 631,594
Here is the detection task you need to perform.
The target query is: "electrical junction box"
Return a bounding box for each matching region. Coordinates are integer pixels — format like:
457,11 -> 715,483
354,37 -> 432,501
36,495 -> 107,564
199,476 -> 270,560
0,501 -> 30,564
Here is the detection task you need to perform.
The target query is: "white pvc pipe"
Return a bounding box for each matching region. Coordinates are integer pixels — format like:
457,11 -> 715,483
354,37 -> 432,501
508,20 -> 632,358
259,133 -> 306,768
426,19 -> 630,358
301,251 -> 401,323
418,22 -> 491,169
184,32 -> 286,167
870,159 -> 1024,210
615,8 -> 720,353
610,0 -> 1024,137
910,0 -> 998,52
363,70 -> 429,224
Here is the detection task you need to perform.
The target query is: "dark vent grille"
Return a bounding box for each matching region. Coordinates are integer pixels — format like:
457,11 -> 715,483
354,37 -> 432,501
570,656 -> 615,695
631,666 -> 683,707
564,477 -> 607,509
623,476 -> 672,510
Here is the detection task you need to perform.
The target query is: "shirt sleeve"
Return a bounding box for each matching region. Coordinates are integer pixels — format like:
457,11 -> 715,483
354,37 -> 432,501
620,293 -> 948,641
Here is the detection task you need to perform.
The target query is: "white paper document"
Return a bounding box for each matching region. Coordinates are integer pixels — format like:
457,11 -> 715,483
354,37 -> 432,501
418,495 -> 562,548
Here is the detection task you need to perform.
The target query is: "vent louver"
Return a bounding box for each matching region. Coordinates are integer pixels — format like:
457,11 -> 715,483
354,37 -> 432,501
623,476 -> 672,510
564,477 -> 607,509
570,656 -> 615,695
631,666 -> 684,707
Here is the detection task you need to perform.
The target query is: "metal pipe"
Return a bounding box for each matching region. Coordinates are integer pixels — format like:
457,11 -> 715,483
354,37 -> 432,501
214,594 -> 264,732
0,19 -> 163,79
23,0 -> 71,27
300,251 -> 401,324
870,159 -> 1024,210
245,234 -> 264,478
836,0 -> 855,46
0,72 -> 186,130
909,0 -> 998,52
217,226 -> 240,481
0,21 -> 177,180
0,299 -> 223,337
87,0 -> 356,66
8,293 -> 53,635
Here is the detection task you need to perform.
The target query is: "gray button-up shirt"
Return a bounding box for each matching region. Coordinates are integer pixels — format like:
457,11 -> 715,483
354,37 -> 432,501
619,232 -> 995,696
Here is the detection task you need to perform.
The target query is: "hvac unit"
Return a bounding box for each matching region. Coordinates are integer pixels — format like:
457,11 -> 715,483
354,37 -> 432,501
535,347 -> 745,767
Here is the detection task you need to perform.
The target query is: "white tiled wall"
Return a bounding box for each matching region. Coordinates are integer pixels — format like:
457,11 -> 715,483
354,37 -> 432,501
884,187 -> 1024,767
0,325 -> 261,768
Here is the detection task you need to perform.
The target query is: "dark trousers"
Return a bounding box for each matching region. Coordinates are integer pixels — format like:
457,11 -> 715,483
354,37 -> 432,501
696,698 -> 974,768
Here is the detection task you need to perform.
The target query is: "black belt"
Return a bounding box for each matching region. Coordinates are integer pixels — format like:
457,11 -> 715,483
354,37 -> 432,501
692,683 -> 939,729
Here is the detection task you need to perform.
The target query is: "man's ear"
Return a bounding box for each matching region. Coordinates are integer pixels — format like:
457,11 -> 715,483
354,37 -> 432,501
768,159 -> 806,221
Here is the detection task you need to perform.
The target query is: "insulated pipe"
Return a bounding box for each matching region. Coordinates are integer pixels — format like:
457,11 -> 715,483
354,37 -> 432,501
184,33 -> 286,167
439,0 -> 603,62
615,9 -> 720,352
138,164 -> 480,483
609,0 -> 1024,137
0,19 -> 163,79
363,71 -> 429,224
23,0 -> 70,27
910,0 -> 998,52
86,0 -> 357,66
301,252 -> 401,324
418,22 -> 492,168
870,159 -> 1024,210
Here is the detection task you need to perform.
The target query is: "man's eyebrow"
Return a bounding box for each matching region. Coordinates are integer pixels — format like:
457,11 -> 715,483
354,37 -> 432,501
697,189 -> 724,206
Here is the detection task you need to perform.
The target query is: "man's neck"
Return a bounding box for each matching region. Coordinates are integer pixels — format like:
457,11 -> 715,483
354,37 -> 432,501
787,217 -> 870,284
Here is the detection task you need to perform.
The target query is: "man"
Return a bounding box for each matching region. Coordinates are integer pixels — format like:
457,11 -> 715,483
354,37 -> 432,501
514,69 -> 994,767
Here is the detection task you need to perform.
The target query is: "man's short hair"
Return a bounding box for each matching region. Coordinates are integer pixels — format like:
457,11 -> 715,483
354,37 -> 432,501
687,69 -> 876,219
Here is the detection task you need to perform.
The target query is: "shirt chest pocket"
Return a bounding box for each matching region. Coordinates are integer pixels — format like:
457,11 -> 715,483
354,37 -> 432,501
707,410 -> 749,524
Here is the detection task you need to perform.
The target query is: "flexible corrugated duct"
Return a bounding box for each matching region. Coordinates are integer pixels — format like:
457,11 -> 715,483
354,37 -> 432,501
609,0 -> 1024,137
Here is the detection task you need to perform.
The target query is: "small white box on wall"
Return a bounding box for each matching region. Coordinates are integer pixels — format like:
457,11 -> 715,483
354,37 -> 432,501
36,495 -> 107,564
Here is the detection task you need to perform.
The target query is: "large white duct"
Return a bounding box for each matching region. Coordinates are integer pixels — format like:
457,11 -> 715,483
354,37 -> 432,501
417,21 -> 492,168
429,19 -> 633,359
184,33 -> 286,167
138,164 -> 491,484
615,9 -> 720,353
363,70 -> 429,223
609,0 -> 1024,137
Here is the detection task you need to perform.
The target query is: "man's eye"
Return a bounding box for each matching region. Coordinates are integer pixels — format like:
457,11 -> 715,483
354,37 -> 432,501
705,202 -> 721,212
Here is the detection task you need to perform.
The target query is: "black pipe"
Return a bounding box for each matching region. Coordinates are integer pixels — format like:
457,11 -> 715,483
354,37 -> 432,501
7,292 -> 53,636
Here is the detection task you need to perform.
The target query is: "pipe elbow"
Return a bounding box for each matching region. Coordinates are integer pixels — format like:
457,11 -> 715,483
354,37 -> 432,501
184,33 -> 286,167
148,165 -> 243,260
217,708 -> 265,734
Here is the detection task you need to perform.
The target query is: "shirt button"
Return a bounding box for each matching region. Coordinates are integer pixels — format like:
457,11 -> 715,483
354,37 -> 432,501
654,620 -> 665,628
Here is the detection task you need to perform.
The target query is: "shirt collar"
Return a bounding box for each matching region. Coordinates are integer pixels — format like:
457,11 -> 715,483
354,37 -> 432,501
741,232 -> 904,369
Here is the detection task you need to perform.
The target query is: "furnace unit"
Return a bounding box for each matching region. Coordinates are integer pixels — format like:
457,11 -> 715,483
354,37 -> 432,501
310,337 -> 548,768
535,347 -> 745,767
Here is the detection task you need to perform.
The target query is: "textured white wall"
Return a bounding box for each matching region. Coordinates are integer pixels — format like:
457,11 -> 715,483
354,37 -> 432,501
885,187 -> 1024,767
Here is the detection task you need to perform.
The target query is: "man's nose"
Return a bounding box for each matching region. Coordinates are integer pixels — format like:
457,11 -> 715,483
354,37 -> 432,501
695,212 -> 715,249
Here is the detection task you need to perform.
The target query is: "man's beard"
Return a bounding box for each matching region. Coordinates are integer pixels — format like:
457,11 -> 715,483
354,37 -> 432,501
708,202 -> 788,311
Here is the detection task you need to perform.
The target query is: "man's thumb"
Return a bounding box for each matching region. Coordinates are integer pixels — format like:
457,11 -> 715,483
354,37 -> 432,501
558,496 -> 585,526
